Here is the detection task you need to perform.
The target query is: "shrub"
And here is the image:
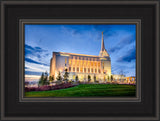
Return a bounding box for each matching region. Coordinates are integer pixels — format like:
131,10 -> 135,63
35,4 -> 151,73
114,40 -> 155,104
39,85 -> 52,91
25,83 -> 75,92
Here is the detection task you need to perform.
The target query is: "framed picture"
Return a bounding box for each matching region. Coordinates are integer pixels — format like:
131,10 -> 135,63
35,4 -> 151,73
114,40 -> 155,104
1,0 -> 159,120
20,19 -> 141,102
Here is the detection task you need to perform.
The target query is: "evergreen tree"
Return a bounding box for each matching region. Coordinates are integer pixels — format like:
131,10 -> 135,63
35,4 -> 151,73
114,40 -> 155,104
88,75 -> 91,82
56,71 -> 62,81
44,71 -> 49,85
108,75 -> 110,82
75,75 -> 79,82
111,75 -> 113,81
49,75 -> 54,82
38,72 -> 44,86
38,71 -> 49,86
63,69 -> 69,82
94,75 -> 96,83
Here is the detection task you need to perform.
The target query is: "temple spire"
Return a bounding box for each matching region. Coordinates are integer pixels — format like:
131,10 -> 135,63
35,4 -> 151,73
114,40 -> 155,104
101,31 -> 105,51
99,31 -> 109,57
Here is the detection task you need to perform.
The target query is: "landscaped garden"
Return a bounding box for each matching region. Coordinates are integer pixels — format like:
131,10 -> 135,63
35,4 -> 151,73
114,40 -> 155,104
25,84 -> 136,97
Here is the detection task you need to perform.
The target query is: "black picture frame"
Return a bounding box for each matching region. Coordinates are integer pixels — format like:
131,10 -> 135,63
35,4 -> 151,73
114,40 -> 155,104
0,0 -> 159,120
19,19 -> 141,102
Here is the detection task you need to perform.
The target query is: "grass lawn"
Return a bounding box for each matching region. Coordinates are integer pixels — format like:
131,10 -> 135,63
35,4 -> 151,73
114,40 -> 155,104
25,84 -> 136,97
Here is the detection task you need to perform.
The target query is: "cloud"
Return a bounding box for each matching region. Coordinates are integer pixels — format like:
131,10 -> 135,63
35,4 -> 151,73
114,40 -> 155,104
117,47 -> 136,62
24,44 -> 50,77
25,61 -> 49,73
25,44 -> 47,57
108,46 -> 121,53
25,58 -> 49,66
111,63 -> 135,77
108,34 -> 135,54
25,44 -> 50,65
72,29 -> 82,36
118,34 -> 135,46
25,75 -> 41,82
25,67 -> 29,69
25,71 -> 43,76
61,26 -> 84,37
92,25 -> 118,38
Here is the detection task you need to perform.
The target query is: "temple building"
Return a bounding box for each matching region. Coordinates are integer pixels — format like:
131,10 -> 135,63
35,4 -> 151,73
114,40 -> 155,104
50,32 -> 136,84
50,32 -> 111,82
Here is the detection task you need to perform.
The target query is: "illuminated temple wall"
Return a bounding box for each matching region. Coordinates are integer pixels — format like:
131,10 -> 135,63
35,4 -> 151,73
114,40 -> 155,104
50,52 -> 111,82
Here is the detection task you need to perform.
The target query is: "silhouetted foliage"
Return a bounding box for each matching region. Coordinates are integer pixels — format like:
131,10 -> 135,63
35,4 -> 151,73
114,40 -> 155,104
49,75 -> 54,82
38,71 -> 49,86
75,75 -> 79,82
88,75 -> 91,82
56,71 -> 62,84
94,75 -> 96,83
63,69 -> 69,82
111,75 -> 113,81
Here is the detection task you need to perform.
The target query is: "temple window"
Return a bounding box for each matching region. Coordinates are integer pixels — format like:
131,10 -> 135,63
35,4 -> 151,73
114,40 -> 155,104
94,62 -> 97,66
91,62 -> 93,66
99,69 -> 101,73
65,58 -> 67,64
73,60 -> 75,66
91,68 -> 93,73
88,68 -> 90,73
77,67 -> 79,72
73,67 -> 75,72
77,61 -> 79,65
80,67 -> 83,72
69,59 -> 71,65
98,62 -> 100,67
69,67 -> 71,72
84,68 -> 86,73
95,69 -> 97,73
88,61 -> 90,66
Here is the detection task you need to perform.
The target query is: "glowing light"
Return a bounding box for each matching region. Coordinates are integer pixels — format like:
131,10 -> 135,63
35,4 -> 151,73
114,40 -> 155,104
100,58 -> 107,60
60,54 -> 70,56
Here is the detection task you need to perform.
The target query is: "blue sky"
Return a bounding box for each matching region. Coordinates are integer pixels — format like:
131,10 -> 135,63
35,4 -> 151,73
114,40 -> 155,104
25,24 -> 136,82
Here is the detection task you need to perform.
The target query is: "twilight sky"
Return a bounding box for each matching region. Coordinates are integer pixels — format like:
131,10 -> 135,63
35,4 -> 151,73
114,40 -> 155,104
25,24 -> 136,82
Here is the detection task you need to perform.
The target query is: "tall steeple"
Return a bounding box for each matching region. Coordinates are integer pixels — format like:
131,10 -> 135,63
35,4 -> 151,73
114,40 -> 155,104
99,31 -> 109,57
101,31 -> 105,51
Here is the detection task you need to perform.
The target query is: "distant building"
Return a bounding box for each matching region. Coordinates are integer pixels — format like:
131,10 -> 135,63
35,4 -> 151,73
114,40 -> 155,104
125,76 -> 136,84
50,32 -> 135,84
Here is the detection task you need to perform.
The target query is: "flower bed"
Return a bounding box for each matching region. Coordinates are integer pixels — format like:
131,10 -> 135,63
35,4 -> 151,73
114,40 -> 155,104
25,83 -> 75,92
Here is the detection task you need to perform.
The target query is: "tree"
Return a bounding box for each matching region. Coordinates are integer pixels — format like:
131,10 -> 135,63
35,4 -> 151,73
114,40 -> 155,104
56,71 -> 62,84
38,72 -> 44,86
108,75 -> 110,82
88,75 -> 91,82
111,75 -> 113,81
44,71 -> 49,85
49,75 -> 54,82
56,71 -> 62,81
103,76 -> 106,82
75,75 -> 79,82
38,71 -> 49,86
94,75 -> 96,83
119,70 -> 124,82
63,69 -> 69,82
